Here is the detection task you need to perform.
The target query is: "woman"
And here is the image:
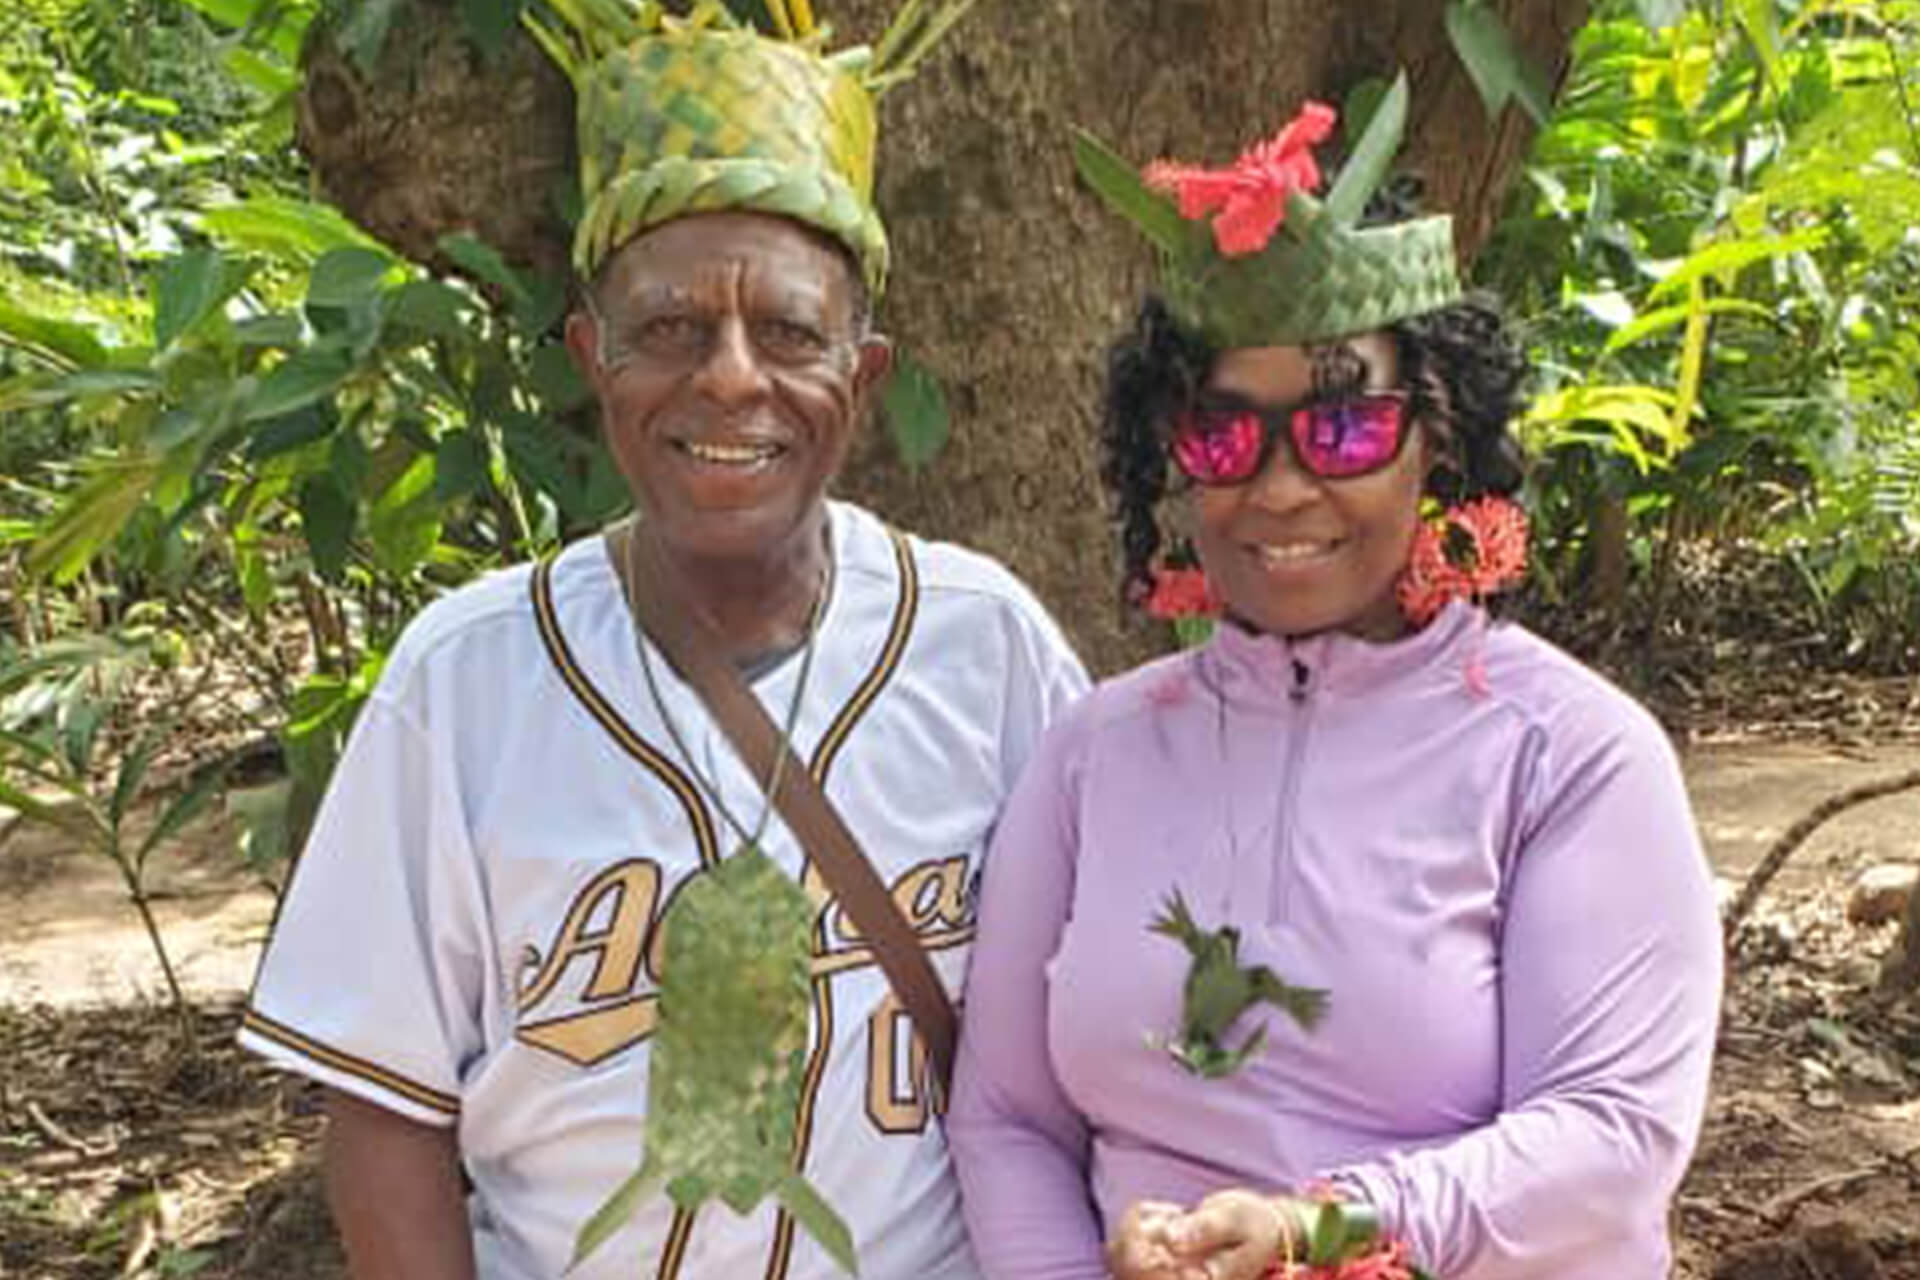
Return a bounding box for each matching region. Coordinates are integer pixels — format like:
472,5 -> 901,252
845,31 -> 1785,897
947,81 -> 1722,1280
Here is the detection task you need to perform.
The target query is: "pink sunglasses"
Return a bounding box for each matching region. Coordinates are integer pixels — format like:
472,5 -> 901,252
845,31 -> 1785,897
1171,391 -> 1413,486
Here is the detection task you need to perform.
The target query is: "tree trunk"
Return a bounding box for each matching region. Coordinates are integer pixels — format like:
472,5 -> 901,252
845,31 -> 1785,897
1589,487 -> 1631,617
831,0 -> 1588,671
297,0 -> 1589,673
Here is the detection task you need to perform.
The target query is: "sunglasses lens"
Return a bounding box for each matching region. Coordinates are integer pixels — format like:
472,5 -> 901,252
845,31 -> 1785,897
1293,396 -> 1406,477
1172,411 -> 1265,484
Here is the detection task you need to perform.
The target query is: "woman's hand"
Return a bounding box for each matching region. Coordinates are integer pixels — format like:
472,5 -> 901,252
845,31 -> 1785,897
1107,1200 -> 1201,1280
1109,1190 -> 1310,1280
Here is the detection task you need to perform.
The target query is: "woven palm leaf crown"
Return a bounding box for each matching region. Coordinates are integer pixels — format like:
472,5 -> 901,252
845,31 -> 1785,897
1072,74 -> 1462,349
529,0 -> 974,295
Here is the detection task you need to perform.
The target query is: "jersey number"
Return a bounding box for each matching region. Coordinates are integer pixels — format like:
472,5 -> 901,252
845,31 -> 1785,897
865,992 -> 932,1134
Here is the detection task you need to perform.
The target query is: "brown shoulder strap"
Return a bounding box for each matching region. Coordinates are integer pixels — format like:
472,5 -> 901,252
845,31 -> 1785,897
616,525 -> 959,1095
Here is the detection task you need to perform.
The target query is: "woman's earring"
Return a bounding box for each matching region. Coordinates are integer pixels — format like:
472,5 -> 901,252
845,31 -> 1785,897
1134,538 -> 1221,649
1396,495 -> 1530,626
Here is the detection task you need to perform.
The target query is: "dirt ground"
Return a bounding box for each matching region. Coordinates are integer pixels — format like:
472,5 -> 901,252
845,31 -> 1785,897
2,738 -> 1917,1279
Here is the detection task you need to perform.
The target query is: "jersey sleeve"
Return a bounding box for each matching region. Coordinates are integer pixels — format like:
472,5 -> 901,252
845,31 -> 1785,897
1318,704 -> 1723,1278
238,690 -> 492,1127
995,585 -> 1092,787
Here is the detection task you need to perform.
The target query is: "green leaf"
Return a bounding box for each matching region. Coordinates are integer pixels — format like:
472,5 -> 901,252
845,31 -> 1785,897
247,407 -> 338,461
178,0 -> 309,60
1325,72 -> 1409,226
386,280 -> 473,340
45,369 -> 164,401
232,314 -> 305,348
457,0 -> 528,59
528,342 -> 590,411
776,1173 -> 858,1275
1647,229 -> 1828,301
1732,0 -> 1781,90
110,737 -> 160,828
1340,77 -> 1392,151
339,0 -> 401,74
331,429 -> 372,498
25,456 -> 164,584
438,232 -> 533,306
137,757 -> 233,867
514,270 -> 572,338
571,1165 -> 659,1271
1602,298 -> 1773,352
154,249 -> 247,350
434,429 -> 492,501
1069,128 -> 1191,257
60,697 -> 108,779
1171,615 -> 1214,649
1669,278 -> 1709,453
1445,0 -> 1554,125
1307,1202 -> 1345,1265
0,299 -> 111,371
502,413 -> 586,516
0,636 -> 140,698
238,546 -> 275,614
307,248 -> 400,309
200,198 -> 383,263
1520,384 -> 1683,472
245,350 -> 354,422
881,354 -> 950,471
298,477 -> 355,582
0,778 -> 102,847
222,45 -> 298,97
366,455 -> 443,577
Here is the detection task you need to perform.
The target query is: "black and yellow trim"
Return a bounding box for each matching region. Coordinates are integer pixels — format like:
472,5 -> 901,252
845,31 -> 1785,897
656,1208 -> 697,1280
764,527 -> 919,1280
242,1007 -> 461,1117
532,557 -> 721,869
807,529 -> 920,782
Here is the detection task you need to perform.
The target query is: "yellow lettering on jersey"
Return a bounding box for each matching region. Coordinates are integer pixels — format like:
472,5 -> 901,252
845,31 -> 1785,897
865,992 -> 930,1134
516,855 -> 974,1068
516,860 -> 662,1013
829,855 -> 972,944
518,995 -> 660,1067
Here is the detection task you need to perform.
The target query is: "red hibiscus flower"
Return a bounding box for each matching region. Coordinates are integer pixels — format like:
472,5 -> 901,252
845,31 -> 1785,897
1396,495 -> 1531,627
1141,564 -> 1223,620
1145,102 -> 1338,256
1263,1238 -> 1420,1279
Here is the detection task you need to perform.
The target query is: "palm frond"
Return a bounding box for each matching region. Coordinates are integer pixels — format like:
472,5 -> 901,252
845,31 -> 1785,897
867,0 -> 974,94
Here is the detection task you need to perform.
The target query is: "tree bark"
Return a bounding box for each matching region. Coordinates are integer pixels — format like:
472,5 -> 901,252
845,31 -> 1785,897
297,0 -> 1589,672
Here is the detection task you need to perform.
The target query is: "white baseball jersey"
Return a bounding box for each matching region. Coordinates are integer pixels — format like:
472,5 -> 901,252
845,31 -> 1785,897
240,501 -> 1089,1280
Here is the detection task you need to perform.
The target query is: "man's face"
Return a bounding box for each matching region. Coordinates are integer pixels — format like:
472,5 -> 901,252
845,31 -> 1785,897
566,212 -> 891,564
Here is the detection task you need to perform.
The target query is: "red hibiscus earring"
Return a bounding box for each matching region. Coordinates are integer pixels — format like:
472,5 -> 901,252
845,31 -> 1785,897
1135,543 -> 1222,650
1396,495 -> 1530,627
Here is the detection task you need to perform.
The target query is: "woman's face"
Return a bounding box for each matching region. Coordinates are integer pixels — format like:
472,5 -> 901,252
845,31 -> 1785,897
1186,332 -> 1430,642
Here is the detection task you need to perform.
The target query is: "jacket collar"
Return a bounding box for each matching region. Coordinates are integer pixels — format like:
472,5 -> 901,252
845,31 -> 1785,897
1198,598 -> 1483,708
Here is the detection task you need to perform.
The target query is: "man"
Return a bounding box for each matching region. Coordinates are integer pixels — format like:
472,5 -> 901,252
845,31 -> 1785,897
239,5 -> 1087,1277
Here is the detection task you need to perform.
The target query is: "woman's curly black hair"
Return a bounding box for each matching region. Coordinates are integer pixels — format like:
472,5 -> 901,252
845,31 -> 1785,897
1099,290 -> 1530,604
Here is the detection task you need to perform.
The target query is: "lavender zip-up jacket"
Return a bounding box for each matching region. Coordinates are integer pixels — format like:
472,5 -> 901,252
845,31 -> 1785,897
948,601 -> 1722,1279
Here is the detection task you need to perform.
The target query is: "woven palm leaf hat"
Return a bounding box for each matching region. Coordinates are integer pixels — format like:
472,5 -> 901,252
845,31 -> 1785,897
529,0 -> 976,295
1071,73 -> 1462,348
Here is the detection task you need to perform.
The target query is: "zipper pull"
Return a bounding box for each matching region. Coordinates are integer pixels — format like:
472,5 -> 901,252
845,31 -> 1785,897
1290,658 -> 1311,702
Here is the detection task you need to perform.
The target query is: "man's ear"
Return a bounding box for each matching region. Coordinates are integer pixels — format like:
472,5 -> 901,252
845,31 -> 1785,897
852,333 -> 894,406
564,309 -> 603,389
